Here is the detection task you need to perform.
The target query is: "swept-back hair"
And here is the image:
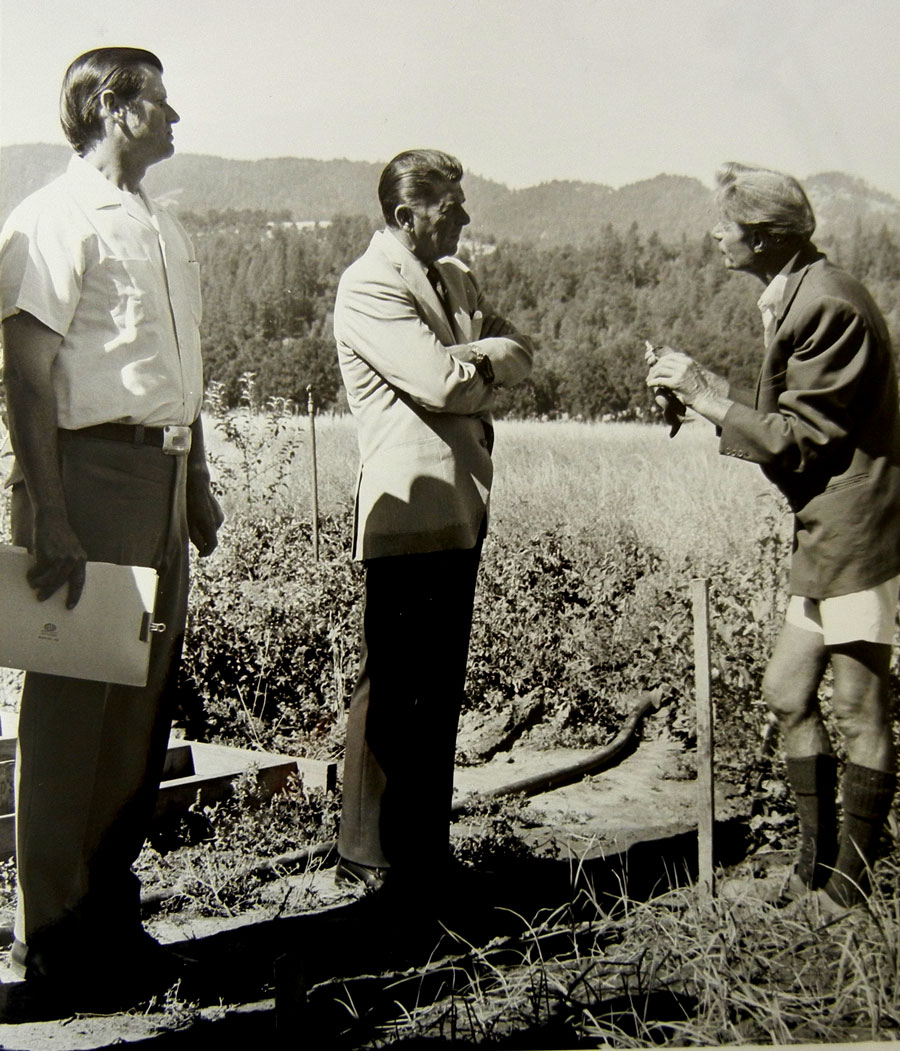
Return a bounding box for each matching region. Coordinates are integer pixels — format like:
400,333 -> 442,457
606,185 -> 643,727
378,149 -> 463,225
60,47 -> 163,155
715,162 -> 816,242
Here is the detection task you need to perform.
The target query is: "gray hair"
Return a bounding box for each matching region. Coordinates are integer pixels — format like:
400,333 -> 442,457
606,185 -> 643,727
715,162 -> 816,241
378,149 -> 463,225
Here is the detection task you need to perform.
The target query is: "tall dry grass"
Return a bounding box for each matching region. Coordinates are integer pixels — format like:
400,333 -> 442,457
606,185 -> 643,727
350,858 -> 900,1047
206,410 -> 780,575
490,417 -> 778,571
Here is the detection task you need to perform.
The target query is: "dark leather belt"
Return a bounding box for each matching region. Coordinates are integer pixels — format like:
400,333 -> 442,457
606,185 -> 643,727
58,423 -> 192,454
59,423 -> 165,446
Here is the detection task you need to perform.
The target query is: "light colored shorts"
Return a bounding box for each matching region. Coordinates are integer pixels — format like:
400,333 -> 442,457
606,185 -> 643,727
786,574 -> 900,646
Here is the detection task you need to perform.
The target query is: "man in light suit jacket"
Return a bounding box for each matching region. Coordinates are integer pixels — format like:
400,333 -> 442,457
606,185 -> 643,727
647,163 -> 900,917
333,149 -> 533,896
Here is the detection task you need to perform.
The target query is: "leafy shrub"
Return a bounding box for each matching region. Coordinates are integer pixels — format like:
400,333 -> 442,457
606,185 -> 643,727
180,458 -> 790,793
183,398 -> 900,835
178,511 -> 360,758
469,527 -> 667,744
452,796 -> 547,870
204,372 -> 305,514
179,375 -> 361,757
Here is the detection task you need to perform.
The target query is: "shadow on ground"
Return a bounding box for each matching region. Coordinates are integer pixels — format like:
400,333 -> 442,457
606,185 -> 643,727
0,817 -> 750,1048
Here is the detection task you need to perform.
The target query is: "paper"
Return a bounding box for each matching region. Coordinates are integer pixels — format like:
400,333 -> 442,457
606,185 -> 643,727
0,545 -> 159,687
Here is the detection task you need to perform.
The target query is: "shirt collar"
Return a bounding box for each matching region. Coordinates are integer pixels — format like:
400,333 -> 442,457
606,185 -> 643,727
65,154 -> 153,217
756,254 -> 798,317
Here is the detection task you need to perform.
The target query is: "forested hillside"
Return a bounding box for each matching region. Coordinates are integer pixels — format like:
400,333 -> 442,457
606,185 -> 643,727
187,211 -> 900,419
5,144 -> 900,243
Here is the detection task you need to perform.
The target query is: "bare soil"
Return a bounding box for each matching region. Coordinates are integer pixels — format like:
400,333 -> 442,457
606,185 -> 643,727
0,721 -> 749,1050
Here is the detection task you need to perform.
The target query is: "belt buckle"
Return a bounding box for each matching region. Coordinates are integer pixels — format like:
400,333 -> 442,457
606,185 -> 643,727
162,424 -> 192,455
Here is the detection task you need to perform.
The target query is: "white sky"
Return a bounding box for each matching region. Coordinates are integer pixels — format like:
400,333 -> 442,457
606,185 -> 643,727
2,0 -> 899,196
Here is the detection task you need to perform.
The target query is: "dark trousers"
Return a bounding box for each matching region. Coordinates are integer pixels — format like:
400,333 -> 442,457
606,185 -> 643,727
10,434 -> 189,955
338,532 -> 484,870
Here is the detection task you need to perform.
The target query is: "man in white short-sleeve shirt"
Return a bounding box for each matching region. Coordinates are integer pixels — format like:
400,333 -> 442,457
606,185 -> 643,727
0,46 -> 222,1008
1,154 -> 204,431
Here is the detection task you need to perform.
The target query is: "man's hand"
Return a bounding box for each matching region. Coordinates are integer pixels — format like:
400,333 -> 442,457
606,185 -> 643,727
186,473 -> 224,557
644,342 -> 686,436
27,507 -> 87,608
479,313 -> 515,339
185,416 -> 224,557
646,350 -> 709,404
646,349 -> 733,427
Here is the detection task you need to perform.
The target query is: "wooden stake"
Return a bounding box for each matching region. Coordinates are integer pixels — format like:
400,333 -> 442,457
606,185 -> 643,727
692,577 -> 715,898
306,386 -> 320,562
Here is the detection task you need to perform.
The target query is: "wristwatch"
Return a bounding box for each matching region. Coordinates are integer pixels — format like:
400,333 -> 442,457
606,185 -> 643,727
473,352 -> 495,384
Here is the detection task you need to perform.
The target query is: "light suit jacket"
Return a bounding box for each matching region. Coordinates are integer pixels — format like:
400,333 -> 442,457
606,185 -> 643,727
335,230 -> 533,559
719,245 -> 900,598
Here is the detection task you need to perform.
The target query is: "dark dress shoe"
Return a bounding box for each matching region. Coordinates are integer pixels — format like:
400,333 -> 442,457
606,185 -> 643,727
9,929 -> 200,1011
335,856 -> 389,891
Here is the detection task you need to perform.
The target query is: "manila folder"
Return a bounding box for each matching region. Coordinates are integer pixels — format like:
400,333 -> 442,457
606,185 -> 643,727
0,545 -> 159,687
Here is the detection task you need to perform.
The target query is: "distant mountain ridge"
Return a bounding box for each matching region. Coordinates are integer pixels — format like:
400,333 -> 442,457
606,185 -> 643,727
3,143 -> 899,243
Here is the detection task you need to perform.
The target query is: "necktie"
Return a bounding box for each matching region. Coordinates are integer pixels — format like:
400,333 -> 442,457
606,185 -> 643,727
426,265 -> 455,333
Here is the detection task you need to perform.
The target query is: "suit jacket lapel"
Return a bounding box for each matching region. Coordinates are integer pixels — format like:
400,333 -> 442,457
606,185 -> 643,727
772,247 -> 825,337
754,247 -> 825,408
400,257 -> 457,344
371,230 -> 457,345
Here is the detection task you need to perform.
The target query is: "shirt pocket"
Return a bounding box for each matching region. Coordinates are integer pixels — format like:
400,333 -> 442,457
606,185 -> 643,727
102,256 -> 162,328
180,258 -> 202,326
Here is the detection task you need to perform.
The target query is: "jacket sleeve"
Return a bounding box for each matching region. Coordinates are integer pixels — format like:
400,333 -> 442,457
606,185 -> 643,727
334,268 -> 495,415
718,297 -> 872,474
726,384 -> 756,408
468,275 -> 534,386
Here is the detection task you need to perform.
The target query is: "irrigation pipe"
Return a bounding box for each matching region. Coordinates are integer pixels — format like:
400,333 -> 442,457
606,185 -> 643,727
451,686 -> 667,812
0,688 -> 667,944
141,687 -> 667,915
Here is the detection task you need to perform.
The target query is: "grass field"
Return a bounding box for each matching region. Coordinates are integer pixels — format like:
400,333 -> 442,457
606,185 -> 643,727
206,409 -> 781,568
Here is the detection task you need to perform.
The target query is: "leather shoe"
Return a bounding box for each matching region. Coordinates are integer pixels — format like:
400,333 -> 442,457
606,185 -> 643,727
9,930 -> 200,1010
335,856 -> 388,892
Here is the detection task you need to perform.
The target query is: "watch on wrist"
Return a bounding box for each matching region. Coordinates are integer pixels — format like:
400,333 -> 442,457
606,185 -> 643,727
473,352 -> 495,384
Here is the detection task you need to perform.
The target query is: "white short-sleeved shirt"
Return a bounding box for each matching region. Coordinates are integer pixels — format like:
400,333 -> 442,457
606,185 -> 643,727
0,154 -> 203,429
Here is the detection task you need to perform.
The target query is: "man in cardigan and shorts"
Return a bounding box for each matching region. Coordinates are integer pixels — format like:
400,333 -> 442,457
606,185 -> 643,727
647,162 -> 900,916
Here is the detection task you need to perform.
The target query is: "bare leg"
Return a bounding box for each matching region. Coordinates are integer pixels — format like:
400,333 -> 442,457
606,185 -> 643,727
829,641 -> 894,772
762,622 -> 831,757
823,641 -> 896,906
762,622 -> 836,886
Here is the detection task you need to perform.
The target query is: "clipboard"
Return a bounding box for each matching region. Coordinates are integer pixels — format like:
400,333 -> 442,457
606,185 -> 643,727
0,545 -> 160,687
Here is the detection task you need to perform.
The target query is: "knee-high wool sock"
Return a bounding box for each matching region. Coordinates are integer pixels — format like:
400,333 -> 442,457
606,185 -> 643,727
824,762 -> 897,908
785,754 -> 838,889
